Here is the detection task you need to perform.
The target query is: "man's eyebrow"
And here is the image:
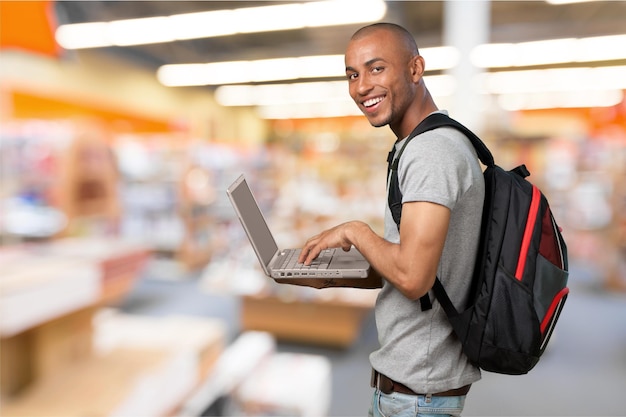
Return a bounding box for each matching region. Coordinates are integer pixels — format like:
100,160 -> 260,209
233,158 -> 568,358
365,57 -> 385,67
345,57 -> 386,72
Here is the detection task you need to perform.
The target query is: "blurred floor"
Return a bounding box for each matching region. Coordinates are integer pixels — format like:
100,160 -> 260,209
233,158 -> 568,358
118,261 -> 626,416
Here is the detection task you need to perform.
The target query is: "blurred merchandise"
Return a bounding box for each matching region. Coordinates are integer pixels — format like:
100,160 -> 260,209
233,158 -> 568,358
0,255 -> 99,338
0,237 -> 150,405
233,352 -> 331,417
0,120 -> 120,241
180,331 -> 332,417
2,310 -> 226,417
1,197 -> 66,239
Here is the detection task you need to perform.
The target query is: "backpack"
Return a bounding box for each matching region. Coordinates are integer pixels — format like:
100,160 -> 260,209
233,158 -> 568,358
387,112 -> 569,375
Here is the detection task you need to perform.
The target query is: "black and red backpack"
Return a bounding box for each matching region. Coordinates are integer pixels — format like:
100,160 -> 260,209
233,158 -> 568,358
388,112 -> 569,375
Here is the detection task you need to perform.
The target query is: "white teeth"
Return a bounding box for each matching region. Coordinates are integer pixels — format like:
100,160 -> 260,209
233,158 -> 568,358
364,97 -> 383,107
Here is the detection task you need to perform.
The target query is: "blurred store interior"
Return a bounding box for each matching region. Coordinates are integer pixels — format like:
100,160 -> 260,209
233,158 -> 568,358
0,1 -> 625,416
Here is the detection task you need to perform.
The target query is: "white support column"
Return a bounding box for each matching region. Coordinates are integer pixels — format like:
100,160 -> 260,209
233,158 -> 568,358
443,0 -> 490,133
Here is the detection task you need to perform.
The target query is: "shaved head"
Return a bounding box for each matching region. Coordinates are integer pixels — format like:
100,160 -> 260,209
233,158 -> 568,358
351,23 -> 419,59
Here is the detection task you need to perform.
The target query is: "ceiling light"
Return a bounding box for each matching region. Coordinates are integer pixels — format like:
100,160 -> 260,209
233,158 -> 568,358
55,22 -> 110,49
55,0 -> 387,49
258,102 -> 363,119
471,35 -> 626,68
214,67 -> 625,118
498,90 -> 623,111
215,81 -> 350,106
477,66 -> 626,94
157,55 -> 346,86
214,75 -> 456,107
483,66 -> 626,111
109,16 -> 174,46
544,0 -> 602,4
234,3 -> 307,33
157,33 -> 626,87
421,47 -> 460,71
157,47 -> 458,87
169,10 -> 237,40
578,35 -> 626,62
303,0 -> 387,27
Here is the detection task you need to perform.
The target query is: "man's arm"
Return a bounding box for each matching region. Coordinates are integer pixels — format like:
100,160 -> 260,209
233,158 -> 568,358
298,201 -> 450,300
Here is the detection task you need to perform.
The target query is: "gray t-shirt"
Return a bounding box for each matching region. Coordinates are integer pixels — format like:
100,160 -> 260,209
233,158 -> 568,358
369,113 -> 484,394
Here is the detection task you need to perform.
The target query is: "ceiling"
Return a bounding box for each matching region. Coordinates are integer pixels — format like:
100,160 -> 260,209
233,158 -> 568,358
53,1 -> 626,76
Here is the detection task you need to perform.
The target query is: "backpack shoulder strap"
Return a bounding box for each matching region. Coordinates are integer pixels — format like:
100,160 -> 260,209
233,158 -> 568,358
387,113 -> 494,194
413,113 -> 495,167
387,113 -> 494,229
386,113 -> 494,313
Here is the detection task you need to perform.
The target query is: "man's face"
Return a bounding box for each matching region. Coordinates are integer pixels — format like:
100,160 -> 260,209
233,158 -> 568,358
345,30 -> 415,131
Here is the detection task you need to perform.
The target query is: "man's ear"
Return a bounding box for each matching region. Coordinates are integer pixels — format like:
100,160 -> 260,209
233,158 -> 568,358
410,55 -> 426,82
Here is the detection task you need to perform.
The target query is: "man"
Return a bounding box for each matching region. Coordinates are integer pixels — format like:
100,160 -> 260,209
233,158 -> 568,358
276,22 -> 484,416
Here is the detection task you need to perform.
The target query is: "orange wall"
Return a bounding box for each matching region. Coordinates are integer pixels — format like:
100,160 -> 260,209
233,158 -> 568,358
10,91 -> 175,134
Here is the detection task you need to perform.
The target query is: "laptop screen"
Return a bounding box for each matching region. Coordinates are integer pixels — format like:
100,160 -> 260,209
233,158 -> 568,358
228,176 -> 278,269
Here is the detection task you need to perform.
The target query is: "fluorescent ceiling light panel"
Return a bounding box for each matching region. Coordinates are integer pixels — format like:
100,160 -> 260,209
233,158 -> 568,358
422,47 -> 460,71
216,81 -> 351,107
304,0 -> 387,27
108,17 -> 174,46
258,101 -> 363,119
545,0 -> 602,4
55,22 -> 110,49
498,90 -> 623,111
471,35 -> 626,68
170,10 -> 237,39
214,75 -> 456,107
235,3 -> 306,33
157,33 -> 626,87
484,66 -> 626,111
157,48 -> 457,87
157,55 -> 346,86
216,67 -> 625,118
578,35 -> 626,62
55,0 -> 387,49
477,66 -> 626,94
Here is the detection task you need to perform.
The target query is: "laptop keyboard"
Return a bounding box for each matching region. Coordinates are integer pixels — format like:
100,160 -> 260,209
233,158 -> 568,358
279,248 -> 335,270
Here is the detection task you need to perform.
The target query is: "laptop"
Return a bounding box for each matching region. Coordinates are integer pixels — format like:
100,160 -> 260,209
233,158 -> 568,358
226,174 -> 370,279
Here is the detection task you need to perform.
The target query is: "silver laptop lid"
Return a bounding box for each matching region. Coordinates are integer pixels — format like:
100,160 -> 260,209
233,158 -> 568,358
226,174 -> 278,276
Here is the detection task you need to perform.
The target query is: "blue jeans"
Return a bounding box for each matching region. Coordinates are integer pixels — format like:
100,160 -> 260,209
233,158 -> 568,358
369,389 -> 466,417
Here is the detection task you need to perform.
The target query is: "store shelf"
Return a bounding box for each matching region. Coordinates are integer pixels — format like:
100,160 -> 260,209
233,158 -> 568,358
1,292 -> 226,417
0,237 -> 151,402
241,292 -> 375,349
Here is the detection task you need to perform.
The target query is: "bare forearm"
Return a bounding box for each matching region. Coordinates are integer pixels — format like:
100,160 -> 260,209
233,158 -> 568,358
346,220 -> 437,300
293,202 -> 448,299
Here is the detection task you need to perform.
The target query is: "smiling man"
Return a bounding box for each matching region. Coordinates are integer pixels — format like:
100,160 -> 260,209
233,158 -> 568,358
275,23 -> 484,417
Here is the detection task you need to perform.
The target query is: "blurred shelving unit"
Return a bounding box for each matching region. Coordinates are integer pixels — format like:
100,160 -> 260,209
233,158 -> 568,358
240,291 -> 376,349
0,237 -> 228,417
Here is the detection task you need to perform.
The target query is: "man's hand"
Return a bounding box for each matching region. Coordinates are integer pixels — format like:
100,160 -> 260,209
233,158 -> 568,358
297,221 -> 367,265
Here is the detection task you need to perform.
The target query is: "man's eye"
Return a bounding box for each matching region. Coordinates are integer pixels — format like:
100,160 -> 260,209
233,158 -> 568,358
372,66 -> 384,73
347,73 -> 358,80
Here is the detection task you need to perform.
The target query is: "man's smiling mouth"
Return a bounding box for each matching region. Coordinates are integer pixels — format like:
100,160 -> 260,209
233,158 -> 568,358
363,96 -> 384,108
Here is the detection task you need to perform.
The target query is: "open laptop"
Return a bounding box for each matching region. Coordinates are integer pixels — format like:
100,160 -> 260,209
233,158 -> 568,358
226,174 -> 370,279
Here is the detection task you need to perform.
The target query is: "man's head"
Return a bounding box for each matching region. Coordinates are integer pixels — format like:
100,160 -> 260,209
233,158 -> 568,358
351,23 -> 420,58
345,23 -> 436,138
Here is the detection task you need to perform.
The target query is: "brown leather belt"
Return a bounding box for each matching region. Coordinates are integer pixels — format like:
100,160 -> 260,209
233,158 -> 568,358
371,369 -> 471,397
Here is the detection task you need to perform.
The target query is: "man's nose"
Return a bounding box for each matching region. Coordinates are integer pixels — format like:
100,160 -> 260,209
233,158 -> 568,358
353,75 -> 373,96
